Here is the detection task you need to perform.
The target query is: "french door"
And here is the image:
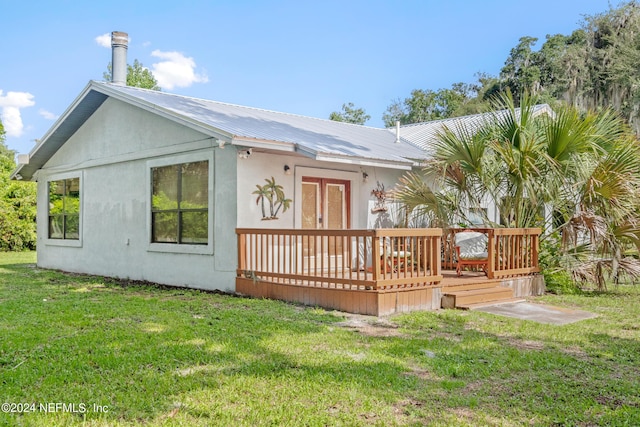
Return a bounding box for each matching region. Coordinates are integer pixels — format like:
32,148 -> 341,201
301,177 -> 350,230
300,177 -> 351,269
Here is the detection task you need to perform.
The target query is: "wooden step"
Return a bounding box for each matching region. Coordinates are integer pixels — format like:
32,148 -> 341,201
441,286 -> 514,309
442,280 -> 503,292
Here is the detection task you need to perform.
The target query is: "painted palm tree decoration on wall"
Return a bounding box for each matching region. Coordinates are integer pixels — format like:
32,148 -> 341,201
253,176 -> 292,220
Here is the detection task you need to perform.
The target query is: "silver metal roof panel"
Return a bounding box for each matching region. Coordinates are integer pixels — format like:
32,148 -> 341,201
14,81 -> 429,180
397,104 -> 553,154
96,82 -> 426,166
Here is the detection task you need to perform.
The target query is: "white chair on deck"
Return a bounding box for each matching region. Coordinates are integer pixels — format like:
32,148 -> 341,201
454,231 -> 488,276
382,237 -> 414,272
364,237 -> 412,273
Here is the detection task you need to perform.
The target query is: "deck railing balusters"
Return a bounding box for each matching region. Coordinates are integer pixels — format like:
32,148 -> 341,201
236,228 -> 444,291
236,227 -> 540,290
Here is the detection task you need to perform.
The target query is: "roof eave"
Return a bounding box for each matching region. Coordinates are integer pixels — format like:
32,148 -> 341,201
230,136 -> 296,152
9,165 -> 24,181
11,81 -> 109,181
10,81 -> 240,181
314,152 -> 415,170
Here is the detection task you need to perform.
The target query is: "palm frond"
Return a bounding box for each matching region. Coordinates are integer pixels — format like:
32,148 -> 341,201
392,172 -> 453,227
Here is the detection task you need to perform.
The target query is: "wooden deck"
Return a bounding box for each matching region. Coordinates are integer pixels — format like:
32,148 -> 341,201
236,227 -> 542,316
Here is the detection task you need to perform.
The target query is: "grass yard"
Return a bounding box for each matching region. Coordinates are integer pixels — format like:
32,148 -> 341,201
0,252 -> 639,426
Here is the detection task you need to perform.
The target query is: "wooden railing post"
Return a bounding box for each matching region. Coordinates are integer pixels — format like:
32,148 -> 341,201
372,232 -> 381,289
487,229 -> 496,279
237,231 -> 246,275
432,234 -> 441,278
532,232 -> 539,270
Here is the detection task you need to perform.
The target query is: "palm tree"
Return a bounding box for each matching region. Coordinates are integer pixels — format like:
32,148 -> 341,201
394,91 -> 640,287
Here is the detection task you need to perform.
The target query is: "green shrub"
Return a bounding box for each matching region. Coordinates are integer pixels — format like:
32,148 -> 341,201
0,131 -> 37,251
544,270 -> 582,295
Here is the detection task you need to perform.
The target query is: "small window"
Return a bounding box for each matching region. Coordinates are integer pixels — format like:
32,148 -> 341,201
151,161 -> 209,245
48,178 -> 80,240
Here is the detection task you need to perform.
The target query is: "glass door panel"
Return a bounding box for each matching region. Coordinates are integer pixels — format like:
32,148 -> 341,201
301,182 -> 319,258
300,177 -> 351,272
325,183 -> 346,254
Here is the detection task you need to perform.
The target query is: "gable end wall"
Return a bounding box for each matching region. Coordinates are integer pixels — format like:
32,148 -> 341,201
36,98 -> 237,291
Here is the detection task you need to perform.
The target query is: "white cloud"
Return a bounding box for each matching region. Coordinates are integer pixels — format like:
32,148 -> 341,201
150,50 -> 208,90
95,33 -> 111,48
39,109 -> 59,120
0,90 -> 35,137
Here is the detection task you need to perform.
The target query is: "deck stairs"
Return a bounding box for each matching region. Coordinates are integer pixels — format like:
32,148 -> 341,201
441,279 -> 525,310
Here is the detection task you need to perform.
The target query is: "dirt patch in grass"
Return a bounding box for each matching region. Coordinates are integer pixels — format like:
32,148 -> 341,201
594,395 -> 635,409
391,398 -> 424,425
334,314 -> 406,337
395,398 -> 424,411
404,364 -> 440,381
504,338 -> 546,351
461,380 -> 483,395
560,345 -> 589,359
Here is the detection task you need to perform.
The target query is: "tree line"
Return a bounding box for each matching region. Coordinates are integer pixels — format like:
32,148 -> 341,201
0,124 -> 36,251
332,1 -> 640,134
333,1 -> 640,290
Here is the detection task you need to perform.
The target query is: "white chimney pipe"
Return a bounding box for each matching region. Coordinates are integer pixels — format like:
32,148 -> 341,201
395,121 -> 401,143
111,31 -> 128,85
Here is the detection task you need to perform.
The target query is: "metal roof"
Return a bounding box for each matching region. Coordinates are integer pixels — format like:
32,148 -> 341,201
13,81 -> 428,181
398,104 -> 554,154
100,82 -> 426,164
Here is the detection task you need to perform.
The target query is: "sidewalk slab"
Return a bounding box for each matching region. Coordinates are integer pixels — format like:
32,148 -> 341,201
474,302 -> 597,325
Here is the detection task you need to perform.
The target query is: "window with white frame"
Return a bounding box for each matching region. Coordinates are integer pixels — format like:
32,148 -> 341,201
151,160 -> 209,245
48,177 -> 80,240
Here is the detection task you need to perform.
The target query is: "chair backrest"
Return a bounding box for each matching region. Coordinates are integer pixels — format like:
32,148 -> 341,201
454,231 -> 488,258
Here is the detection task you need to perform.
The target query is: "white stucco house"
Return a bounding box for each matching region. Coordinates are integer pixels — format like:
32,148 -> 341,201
11,32 -> 433,293
11,33 -> 545,313
12,78 -> 435,291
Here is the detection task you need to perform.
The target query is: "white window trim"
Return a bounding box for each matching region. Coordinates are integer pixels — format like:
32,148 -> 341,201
146,150 -> 215,255
44,171 -> 83,248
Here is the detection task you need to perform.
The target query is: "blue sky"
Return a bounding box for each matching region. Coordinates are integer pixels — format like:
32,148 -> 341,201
1,0 -> 615,155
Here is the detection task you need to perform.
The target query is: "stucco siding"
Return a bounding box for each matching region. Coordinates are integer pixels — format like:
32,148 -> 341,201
236,151 -> 407,230
44,98 -> 209,169
36,100 -> 237,292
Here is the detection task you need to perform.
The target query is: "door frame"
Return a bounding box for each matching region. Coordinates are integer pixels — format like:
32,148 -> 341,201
294,167 -> 360,230
301,177 -> 351,229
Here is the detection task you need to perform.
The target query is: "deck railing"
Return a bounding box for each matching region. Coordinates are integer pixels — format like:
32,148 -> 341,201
443,227 -> 541,279
489,228 -> 541,278
236,228 -> 443,291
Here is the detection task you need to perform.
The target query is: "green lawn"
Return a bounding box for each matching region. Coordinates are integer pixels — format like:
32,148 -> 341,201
0,251 -> 639,426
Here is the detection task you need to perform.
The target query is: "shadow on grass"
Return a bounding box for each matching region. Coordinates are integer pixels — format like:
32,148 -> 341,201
387,307 -> 640,425
1,256 -> 640,426
0,263 -> 418,425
